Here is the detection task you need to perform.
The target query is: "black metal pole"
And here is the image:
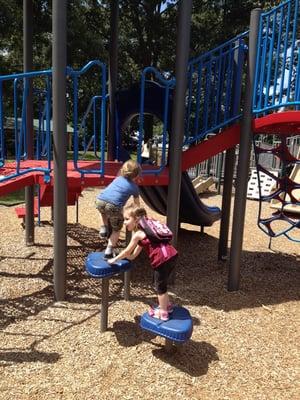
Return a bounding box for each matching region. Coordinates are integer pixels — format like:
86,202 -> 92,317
228,9 -> 261,291
107,0 -> 119,161
101,278 -> 109,332
218,39 -> 245,260
167,0 -> 193,245
123,271 -> 130,301
23,0 -> 34,246
216,151 -> 224,194
218,147 -> 235,260
53,0 -> 67,300
123,227 -> 131,300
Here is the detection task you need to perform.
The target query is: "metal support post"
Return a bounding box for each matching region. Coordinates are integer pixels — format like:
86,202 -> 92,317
100,278 -> 109,332
107,0 -> 119,161
218,147 -> 235,260
123,271 -> 131,301
167,0 -> 193,246
216,152 -> 224,194
53,0 -> 67,300
123,227 -> 131,300
228,9 -> 262,291
218,38 -> 245,261
23,0 -> 35,246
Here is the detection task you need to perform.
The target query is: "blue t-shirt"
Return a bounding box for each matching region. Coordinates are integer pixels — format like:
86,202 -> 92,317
97,176 -> 139,208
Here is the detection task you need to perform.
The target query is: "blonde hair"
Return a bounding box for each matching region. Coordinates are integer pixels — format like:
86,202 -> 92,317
125,205 -> 147,220
119,160 -> 141,180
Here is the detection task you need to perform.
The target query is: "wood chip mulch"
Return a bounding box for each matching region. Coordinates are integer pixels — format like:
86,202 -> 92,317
0,187 -> 299,400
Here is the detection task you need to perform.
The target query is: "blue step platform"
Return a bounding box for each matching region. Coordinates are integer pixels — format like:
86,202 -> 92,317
140,306 -> 193,343
85,251 -> 132,278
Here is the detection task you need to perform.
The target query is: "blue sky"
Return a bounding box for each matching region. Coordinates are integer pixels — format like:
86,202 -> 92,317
159,0 -> 179,14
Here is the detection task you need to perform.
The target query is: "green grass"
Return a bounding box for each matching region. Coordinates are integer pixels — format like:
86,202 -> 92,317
67,151 -> 102,161
67,151 -> 138,161
0,189 -> 25,206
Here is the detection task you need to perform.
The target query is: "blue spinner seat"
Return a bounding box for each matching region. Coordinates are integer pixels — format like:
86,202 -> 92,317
85,251 -> 132,278
140,306 -> 193,343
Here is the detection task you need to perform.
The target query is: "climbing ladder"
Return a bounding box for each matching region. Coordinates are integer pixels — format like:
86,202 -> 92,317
253,135 -> 300,243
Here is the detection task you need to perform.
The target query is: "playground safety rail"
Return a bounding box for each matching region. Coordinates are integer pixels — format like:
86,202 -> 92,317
185,31 -> 248,144
253,0 -> 300,114
0,69 -> 52,183
79,95 -> 106,158
70,60 -> 107,176
35,87 -> 52,160
138,66 -> 175,174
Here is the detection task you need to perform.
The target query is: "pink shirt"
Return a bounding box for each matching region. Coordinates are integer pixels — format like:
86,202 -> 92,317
139,237 -> 178,268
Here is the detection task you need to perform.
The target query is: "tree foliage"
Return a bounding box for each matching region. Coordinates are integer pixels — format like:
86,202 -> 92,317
0,1 -> 283,83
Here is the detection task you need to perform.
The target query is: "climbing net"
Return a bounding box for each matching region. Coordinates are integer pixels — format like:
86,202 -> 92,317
253,134 -> 300,243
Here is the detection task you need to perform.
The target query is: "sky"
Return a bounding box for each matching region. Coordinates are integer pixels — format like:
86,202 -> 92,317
159,0 -> 179,14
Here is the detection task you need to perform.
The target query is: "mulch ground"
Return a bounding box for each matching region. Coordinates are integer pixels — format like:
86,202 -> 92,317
0,187 -> 299,400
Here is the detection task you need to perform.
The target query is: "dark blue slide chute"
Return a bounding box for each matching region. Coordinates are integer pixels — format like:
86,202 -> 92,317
115,82 -> 221,227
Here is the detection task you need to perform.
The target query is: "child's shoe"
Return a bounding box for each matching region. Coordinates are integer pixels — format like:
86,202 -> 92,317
112,248 -> 119,257
99,225 -> 108,238
167,303 -> 174,314
152,303 -> 174,314
148,306 -> 169,321
104,253 -> 113,260
104,245 -> 113,259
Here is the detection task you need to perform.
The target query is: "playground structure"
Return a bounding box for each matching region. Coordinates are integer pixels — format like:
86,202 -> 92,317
0,0 -> 299,310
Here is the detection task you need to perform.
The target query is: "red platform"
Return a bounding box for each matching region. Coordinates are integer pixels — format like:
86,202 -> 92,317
0,160 -> 170,197
253,111 -> 300,134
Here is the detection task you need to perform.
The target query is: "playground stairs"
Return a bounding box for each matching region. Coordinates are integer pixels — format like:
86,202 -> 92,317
15,182 -> 83,222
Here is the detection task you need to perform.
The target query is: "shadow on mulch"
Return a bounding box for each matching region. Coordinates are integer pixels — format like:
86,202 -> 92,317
66,224 -> 300,311
112,319 -> 218,377
1,223 -> 299,334
151,341 -> 219,377
0,350 -> 60,365
173,228 -> 299,311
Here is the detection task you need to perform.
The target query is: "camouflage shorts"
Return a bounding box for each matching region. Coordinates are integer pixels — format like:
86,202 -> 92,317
95,199 -> 124,231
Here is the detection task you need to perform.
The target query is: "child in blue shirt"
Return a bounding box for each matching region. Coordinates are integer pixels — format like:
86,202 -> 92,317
95,160 -> 141,258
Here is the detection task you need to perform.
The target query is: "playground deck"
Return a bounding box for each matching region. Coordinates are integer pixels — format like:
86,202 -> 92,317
0,160 -> 169,196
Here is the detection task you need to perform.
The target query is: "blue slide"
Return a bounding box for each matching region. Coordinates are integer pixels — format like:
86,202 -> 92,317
115,82 -> 221,227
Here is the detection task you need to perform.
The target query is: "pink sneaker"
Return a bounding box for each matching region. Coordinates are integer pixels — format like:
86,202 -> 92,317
167,303 -> 174,314
148,306 -> 169,321
152,303 -> 174,313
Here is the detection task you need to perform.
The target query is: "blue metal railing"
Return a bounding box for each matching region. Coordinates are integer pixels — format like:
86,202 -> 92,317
78,94 -> 108,159
13,78 -> 28,161
253,0 -> 300,114
0,69 -> 52,183
185,32 -> 248,145
138,67 -> 175,174
0,61 -> 107,184
35,83 -> 52,159
136,34 -> 247,171
70,60 -> 107,176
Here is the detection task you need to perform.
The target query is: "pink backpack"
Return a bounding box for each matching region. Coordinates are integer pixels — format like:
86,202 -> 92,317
138,216 -> 173,243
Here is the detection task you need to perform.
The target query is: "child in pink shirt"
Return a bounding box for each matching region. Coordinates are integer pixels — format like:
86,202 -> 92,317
108,206 -> 177,321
